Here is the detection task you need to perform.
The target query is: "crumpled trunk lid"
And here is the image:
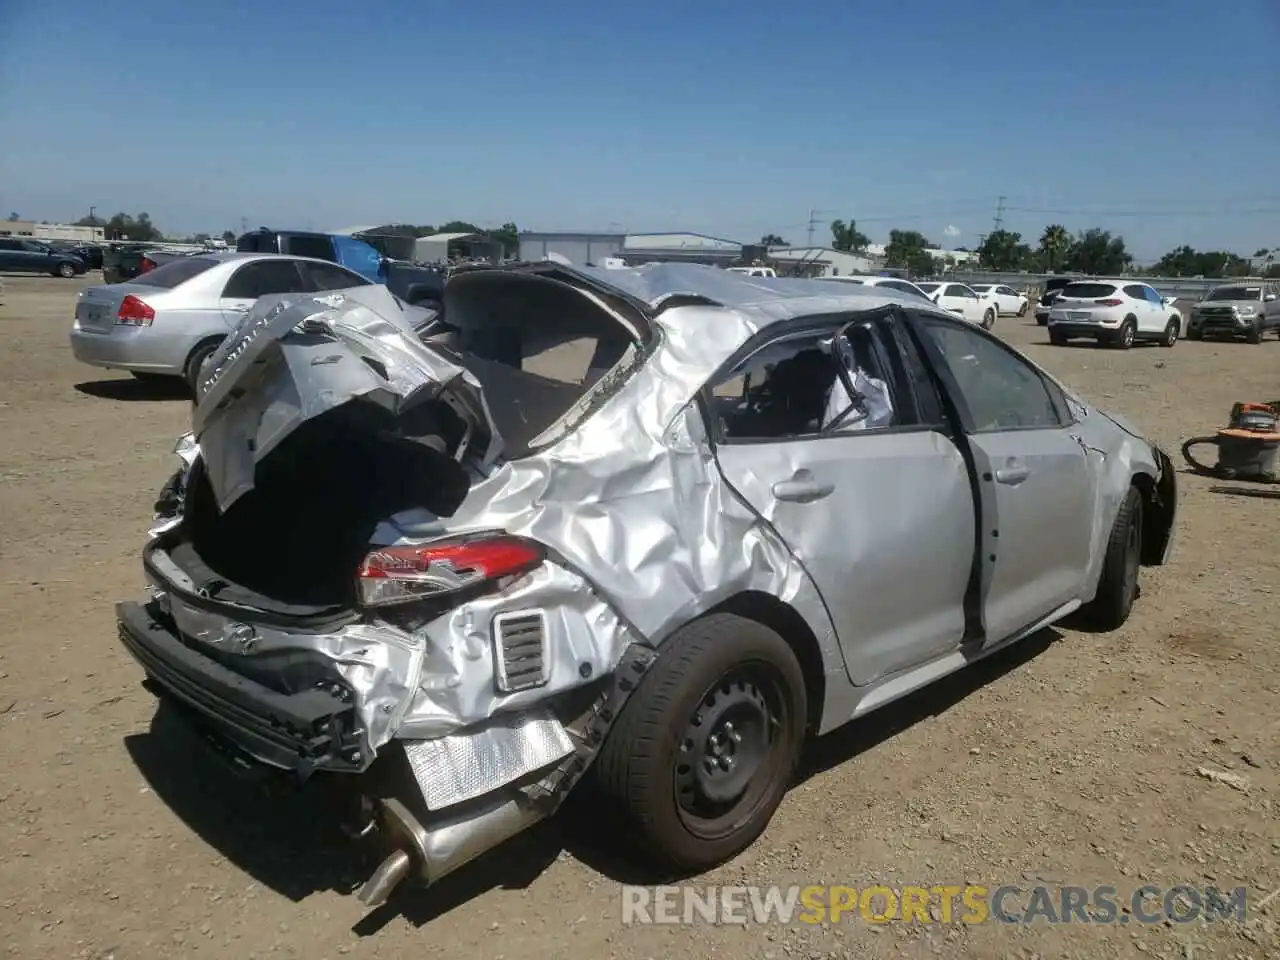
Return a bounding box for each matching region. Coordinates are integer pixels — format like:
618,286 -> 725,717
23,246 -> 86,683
193,290 -> 503,512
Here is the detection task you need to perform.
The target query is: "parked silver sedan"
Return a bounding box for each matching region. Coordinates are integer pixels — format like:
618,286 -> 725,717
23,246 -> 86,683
69,252 -> 403,391
115,262 -> 1176,908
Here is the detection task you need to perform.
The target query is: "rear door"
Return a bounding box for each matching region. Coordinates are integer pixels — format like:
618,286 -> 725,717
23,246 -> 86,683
0,238 -> 20,270
914,313 -> 1094,642
944,283 -> 983,323
706,310 -> 976,685
218,259 -> 310,322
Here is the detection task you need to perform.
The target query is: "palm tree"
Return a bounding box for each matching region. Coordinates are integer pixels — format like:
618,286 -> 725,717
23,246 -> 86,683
1038,224 -> 1070,272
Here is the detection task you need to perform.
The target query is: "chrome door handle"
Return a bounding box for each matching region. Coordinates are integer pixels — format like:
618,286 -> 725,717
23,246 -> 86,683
771,478 -> 834,502
994,463 -> 1029,485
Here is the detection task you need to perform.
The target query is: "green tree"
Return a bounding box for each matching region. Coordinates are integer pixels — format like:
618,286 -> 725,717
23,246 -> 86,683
104,212 -> 163,242
760,233 -> 789,246
221,230 -> 236,245
1253,248 -> 1269,258
1063,228 -> 1131,275
74,215 -> 105,227
1151,246 -> 1252,278
1037,224 -> 1072,272
885,229 -> 936,277
829,218 -> 869,253
436,220 -> 482,235
977,229 -> 1031,271
491,221 -> 519,256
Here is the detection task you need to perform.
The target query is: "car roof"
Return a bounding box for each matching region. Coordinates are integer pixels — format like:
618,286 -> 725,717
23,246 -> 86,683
539,261 -> 955,332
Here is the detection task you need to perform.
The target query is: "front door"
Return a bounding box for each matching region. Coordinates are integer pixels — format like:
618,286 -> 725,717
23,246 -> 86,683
706,315 -> 975,685
915,314 -> 1094,641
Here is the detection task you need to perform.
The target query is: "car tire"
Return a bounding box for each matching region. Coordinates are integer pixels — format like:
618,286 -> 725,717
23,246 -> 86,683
183,339 -> 222,396
56,261 -> 77,278
982,308 -> 996,330
1080,485 -> 1143,631
593,612 -> 807,873
1187,327 -> 1203,341
1049,329 -> 1067,346
1246,321 -> 1262,344
1036,315 -> 1049,326
1113,318 -> 1137,349
1018,301 -> 1028,317
1160,319 -> 1179,347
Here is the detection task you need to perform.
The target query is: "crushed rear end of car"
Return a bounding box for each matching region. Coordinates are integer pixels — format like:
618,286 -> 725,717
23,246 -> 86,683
117,275 -> 657,906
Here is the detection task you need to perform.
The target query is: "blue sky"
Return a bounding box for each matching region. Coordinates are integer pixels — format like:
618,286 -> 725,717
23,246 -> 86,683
1,0 -> 1277,261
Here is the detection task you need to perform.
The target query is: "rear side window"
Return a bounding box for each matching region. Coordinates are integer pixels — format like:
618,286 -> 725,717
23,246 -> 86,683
1063,282 -> 1118,299
221,260 -> 307,299
706,326 -> 907,441
283,234 -> 337,262
131,257 -> 219,289
944,284 -> 972,298
299,261 -> 371,291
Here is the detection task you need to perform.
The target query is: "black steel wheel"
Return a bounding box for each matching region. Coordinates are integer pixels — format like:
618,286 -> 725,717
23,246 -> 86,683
593,613 -> 807,872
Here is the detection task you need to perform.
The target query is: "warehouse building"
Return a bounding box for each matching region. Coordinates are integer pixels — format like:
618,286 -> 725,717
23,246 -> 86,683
0,220 -> 105,242
517,232 -> 626,266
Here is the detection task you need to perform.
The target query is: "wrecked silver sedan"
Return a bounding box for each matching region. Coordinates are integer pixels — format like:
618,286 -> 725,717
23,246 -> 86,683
116,262 -> 1177,905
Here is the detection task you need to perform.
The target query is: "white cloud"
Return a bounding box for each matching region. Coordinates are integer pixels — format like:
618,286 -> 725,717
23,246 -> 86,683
943,224 -> 961,238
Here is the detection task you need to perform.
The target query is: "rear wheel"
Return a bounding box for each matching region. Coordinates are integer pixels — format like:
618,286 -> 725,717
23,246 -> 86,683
1160,319 -> 1179,347
1049,328 -> 1068,346
1080,485 -> 1143,630
1017,301 -> 1028,317
593,613 -> 807,872
56,261 -> 76,278
982,308 -> 996,330
184,340 -> 222,396
1113,318 -> 1137,349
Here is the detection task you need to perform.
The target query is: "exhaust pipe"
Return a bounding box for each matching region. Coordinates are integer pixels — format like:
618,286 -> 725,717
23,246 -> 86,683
356,792 -> 548,908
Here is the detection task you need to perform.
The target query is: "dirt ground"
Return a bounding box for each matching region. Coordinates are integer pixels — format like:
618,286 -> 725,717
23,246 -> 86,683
1,274 -> 1277,960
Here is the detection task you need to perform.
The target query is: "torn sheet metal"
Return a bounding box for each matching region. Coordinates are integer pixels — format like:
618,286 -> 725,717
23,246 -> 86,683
193,291 -> 502,512
402,707 -> 574,811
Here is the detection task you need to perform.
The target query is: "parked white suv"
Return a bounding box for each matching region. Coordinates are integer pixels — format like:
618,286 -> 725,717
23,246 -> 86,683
1047,281 -> 1181,349
968,283 -> 1029,318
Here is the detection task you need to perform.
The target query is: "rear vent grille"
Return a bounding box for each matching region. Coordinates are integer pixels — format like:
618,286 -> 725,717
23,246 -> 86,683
493,610 -> 549,693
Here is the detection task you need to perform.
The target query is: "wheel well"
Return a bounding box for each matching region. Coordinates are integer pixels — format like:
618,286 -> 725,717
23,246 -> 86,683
705,591 -> 826,736
185,336 -> 224,368
1131,472 -> 1168,565
1124,314 -> 1137,324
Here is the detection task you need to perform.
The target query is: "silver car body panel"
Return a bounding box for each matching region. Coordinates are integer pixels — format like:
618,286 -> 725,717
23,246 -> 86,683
140,263 -> 1173,809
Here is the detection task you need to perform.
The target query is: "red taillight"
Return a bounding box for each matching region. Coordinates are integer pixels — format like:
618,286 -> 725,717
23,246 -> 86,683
1094,298 -> 1123,307
116,294 -> 156,326
356,533 -> 545,608
139,256 -> 156,274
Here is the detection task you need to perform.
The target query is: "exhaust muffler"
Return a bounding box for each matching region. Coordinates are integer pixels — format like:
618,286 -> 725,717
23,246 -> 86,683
356,792 -> 548,908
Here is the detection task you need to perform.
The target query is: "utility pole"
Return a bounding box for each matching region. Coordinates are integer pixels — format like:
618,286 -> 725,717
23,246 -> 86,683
992,195 -> 1006,233
806,208 -> 821,247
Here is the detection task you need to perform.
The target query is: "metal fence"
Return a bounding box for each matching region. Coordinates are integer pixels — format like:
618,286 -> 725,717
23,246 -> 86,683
943,270 -> 1265,301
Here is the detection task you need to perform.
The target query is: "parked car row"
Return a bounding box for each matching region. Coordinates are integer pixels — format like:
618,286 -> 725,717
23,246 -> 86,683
70,252 -> 436,391
104,260 -> 1175,908
1045,278 -> 1280,348
0,237 -> 89,277
818,276 -> 1028,330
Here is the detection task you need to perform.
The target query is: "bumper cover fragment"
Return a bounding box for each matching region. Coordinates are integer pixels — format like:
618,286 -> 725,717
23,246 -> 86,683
117,601 -> 362,777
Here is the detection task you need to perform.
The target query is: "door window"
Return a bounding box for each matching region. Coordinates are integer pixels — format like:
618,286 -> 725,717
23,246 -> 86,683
1143,286 -> 1164,304
221,260 -> 307,299
283,234 -> 338,262
707,328 -> 903,441
1122,284 -> 1147,301
919,317 -> 1065,432
299,260 -> 371,291
944,284 -> 973,298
